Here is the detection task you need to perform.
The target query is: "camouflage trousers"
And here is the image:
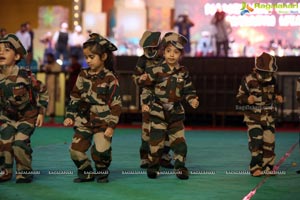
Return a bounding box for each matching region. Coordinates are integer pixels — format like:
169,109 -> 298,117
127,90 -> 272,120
140,112 -> 171,162
148,102 -> 187,171
247,123 -> 276,174
70,127 -> 112,179
0,119 -> 36,180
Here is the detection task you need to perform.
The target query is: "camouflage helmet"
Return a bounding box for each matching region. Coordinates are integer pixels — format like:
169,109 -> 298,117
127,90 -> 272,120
161,32 -> 188,50
139,31 -> 161,48
0,34 -> 27,58
255,52 -> 278,72
84,33 -> 117,51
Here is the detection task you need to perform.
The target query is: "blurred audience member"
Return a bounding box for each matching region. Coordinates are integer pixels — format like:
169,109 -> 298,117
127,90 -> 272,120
17,51 -> 38,73
25,21 -> 34,54
69,25 -> 86,63
243,40 -> 255,57
211,10 -> 232,57
42,53 -> 62,122
0,27 -> 7,39
16,23 -> 31,51
196,31 -> 214,57
40,31 -> 55,64
52,22 -> 70,67
174,14 -> 194,55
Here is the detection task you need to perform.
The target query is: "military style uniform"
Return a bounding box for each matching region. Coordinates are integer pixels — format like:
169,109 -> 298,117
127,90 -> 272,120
0,66 -> 48,182
133,55 -> 163,166
236,52 -> 283,176
65,67 -> 122,181
143,60 -> 198,178
133,31 -> 174,169
0,34 -> 48,183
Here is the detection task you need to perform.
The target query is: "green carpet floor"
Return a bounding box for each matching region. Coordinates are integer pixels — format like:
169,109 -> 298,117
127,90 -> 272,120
0,127 -> 299,200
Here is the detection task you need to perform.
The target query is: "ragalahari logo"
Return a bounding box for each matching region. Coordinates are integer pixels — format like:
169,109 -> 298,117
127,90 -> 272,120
240,2 -> 254,15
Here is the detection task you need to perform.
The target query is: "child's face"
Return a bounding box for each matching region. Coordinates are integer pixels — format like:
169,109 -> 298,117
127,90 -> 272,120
0,43 -> 20,67
83,47 -> 106,73
163,44 -> 181,66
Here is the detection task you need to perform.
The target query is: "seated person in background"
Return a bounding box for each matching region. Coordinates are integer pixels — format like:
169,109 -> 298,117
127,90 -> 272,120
17,51 -> 38,73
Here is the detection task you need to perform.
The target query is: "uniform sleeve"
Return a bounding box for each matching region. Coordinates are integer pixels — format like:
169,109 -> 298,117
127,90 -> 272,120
236,76 -> 249,105
32,76 -> 48,115
181,70 -> 198,104
140,87 -> 153,105
139,65 -> 156,87
132,56 -> 147,86
138,66 -> 157,103
107,76 -> 122,129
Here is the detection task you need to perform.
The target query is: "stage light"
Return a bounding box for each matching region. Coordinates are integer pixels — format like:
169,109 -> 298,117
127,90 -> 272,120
72,0 -> 82,28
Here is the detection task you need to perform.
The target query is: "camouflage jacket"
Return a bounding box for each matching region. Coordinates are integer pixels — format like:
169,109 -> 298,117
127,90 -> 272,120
142,61 -> 198,106
132,55 -> 163,86
0,65 -> 48,120
132,55 -> 163,105
236,72 -> 281,125
65,68 -> 122,129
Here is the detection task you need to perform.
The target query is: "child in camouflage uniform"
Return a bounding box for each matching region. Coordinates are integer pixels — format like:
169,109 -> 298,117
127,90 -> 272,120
132,31 -> 173,169
236,52 -> 283,177
0,34 -> 48,183
140,32 -> 199,180
64,33 -> 122,183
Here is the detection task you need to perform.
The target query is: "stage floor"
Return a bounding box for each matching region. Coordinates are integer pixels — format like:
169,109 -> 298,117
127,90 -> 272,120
0,127 -> 299,200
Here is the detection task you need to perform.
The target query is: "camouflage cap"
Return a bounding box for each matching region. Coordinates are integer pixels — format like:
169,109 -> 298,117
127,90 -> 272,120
0,34 -> 27,58
161,32 -> 188,50
255,52 -> 278,72
139,31 -> 161,48
85,33 -> 118,51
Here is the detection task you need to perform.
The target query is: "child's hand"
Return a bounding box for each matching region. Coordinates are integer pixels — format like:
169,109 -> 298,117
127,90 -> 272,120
36,114 -> 44,127
191,97 -> 199,109
104,127 -> 114,138
276,95 -> 284,104
248,95 -> 255,104
63,118 -> 74,126
138,73 -> 148,83
142,104 -> 150,112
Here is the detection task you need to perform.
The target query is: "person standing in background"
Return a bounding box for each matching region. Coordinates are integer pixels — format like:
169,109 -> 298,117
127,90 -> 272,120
25,22 -> 34,55
211,10 -> 232,57
40,31 -> 54,65
42,53 -> 61,123
15,23 -> 31,52
52,22 -> 70,68
69,25 -> 86,63
173,14 -> 194,55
